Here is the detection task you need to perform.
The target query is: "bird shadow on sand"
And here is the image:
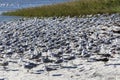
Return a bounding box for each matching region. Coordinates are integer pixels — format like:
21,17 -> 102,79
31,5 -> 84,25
105,63 -> 120,67
30,69 -> 44,74
2,69 -> 19,72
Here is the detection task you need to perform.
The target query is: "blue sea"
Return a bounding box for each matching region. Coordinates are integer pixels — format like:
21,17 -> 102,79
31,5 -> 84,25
0,0 -> 70,21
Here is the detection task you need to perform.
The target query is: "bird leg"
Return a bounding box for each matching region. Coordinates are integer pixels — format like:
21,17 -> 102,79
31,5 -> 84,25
27,69 -> 30,73
71,60 -> 74,65
59,63 -> 62,69
47,71 -> 50,76
3,66 -> 7,71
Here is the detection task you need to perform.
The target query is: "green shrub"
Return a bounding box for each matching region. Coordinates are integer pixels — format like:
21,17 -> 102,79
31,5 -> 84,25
2,0 -> 120,17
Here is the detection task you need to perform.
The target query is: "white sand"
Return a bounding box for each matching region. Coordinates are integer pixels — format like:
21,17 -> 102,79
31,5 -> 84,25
0,57 -> 120,80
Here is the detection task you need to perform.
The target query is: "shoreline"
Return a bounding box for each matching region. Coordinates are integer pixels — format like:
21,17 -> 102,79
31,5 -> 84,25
0,0 -> 72,22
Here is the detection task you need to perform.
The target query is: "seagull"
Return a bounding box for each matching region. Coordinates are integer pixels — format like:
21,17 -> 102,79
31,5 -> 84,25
55,58 -> 63,64
51,51 -> 63,58
30,52 -> 42,60
64,55 -> 76,61
98,54 -> 113,58
45,66 -> 57,72
44,65 -> 57,75
42,56 -> 54,63
93,58 -> 109,65
54,57 -> 64,68
0,61 -> 9,70
24,62 -> 39,72
94,58 -> 109,62
81,49 -> 88,57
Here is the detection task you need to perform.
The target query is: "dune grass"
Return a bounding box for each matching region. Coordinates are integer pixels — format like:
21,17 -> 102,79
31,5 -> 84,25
2,0 -> 120,17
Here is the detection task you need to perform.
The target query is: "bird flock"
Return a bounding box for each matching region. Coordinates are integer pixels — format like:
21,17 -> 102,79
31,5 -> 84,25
0,14 -> 120,74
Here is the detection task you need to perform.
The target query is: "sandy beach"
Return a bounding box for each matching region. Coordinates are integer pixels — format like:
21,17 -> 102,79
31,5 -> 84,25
0,14 -> 120,80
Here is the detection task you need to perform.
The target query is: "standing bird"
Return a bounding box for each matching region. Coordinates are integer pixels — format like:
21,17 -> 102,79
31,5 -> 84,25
93,57 -> 109,65
42,56 -> 54,63
98,54 -> 113,58
44,65 -> 57,75
81,49 -> 88,57
55,58 -> 63,64
30,52 -> 42,60
0,61 -> 9,70
51,51 -> 63,58
24,62 -> 39,72
55,58 -> 64,68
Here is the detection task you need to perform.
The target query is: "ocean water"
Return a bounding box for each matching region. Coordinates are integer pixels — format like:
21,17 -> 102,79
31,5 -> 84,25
0,0 -> 70,21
